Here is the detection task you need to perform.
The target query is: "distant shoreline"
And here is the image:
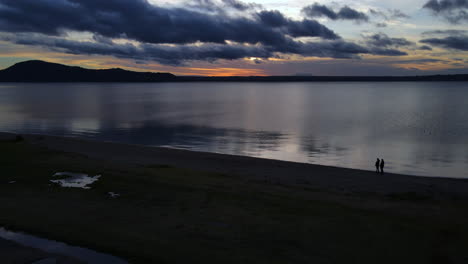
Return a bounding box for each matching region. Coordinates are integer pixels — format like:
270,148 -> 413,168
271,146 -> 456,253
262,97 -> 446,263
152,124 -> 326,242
176,74 -> 468,82
1,60 -> 467,82
2,75 -> 468,83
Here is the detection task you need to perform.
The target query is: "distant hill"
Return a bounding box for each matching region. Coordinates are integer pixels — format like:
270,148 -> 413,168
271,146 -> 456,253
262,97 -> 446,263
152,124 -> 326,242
0,60 -> 176,82
0,60 -> 467,82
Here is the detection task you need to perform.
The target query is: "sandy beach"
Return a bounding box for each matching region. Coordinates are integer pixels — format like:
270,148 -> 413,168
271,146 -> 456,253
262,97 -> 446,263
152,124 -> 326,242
10,132 -> 468,197
2,132 -> 468,263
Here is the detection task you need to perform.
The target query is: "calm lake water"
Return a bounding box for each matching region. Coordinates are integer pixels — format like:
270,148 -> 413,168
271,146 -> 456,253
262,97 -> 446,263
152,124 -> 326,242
1,82 -> 468,178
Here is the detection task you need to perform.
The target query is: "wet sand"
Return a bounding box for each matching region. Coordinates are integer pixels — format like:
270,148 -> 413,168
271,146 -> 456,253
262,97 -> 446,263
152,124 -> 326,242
4,132 -> 468,198
0,237 -> 82,264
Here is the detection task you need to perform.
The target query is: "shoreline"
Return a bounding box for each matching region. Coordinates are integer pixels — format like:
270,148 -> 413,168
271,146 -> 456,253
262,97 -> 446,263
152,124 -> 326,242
2,60 -> 468,82
2,131 -> 468,263
3,131 -> 468,198
0,130 -> 463,180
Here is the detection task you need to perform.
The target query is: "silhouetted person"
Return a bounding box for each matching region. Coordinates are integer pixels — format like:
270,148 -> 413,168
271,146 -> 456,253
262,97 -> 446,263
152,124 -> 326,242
375,158 -> 380,173
380,159 -> 385,174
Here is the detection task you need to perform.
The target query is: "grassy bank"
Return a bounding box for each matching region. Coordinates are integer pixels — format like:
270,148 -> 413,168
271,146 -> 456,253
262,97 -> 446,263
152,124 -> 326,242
1,139 -> 468,263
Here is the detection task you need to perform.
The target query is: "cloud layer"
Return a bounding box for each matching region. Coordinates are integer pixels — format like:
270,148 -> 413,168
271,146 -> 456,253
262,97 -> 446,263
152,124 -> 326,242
0,0 -> 379,64
0,0 -> 337,46
3,32 -> 387,65
1,0 -> 459,70
362,33 -> 414,56
302,3 -> 369,22
420,36 -> 468,50
423,0 -> 468,23
0,0 -> 413,65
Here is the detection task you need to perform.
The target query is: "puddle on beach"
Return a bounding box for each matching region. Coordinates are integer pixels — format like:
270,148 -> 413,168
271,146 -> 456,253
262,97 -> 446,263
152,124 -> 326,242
0,227 -> 128,264
50,172 -> 100,189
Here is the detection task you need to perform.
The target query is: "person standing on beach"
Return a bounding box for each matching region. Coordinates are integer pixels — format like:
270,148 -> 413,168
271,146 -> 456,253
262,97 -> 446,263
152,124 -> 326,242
375,158 -> 380,173
380,159 -> 385,174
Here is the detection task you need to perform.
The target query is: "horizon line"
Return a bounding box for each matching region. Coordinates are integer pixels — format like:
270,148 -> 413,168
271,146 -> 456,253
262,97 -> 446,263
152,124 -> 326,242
2,59 -> 468,79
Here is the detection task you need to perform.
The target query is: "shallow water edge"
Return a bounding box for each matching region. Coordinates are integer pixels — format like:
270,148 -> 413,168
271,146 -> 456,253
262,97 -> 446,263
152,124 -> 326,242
0,227 -> 128,264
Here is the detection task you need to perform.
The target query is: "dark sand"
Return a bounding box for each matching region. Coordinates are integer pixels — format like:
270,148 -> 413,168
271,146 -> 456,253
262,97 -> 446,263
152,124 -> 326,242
10,132 -> 468,198
2,132 -> 468,263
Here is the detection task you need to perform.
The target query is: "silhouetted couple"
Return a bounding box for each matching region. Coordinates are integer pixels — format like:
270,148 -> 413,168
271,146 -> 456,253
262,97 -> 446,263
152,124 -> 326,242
375,158 -> 384,174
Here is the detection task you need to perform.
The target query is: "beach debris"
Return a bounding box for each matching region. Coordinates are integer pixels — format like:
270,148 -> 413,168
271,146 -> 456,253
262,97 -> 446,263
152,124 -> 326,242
50,172 -> 101,189
108,192 -> 120,198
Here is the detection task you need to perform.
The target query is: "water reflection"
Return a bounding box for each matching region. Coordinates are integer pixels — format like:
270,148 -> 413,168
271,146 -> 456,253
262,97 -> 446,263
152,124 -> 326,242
1,82 -> 468,178
0,227 -> 127,263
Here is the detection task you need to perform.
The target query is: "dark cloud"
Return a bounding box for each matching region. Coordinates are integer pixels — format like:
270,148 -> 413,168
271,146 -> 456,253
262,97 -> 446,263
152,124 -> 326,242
4,32 -> 405,64
368,48 -> 408,56
375,22 -> 387,28
423,0 -> 468,12
419,45 -> 433,50
359,33 -> 411,56
422,29 -> 467,35
423,0 -> 468,23
189,0 -> 261,13
187,0 -> 222,12
364,33 -> 414,47
303,4 -> 339,20
420,36 -> 468,50
256,11 -> 339,40
0,0 -> 337,50
0,0 -> 414,64
299,40 -> 369,59
284,19 -> 339,39
338,6 -> 369,21
92,34 -> 114,45
252,58 -> 263,64
369,8 -> 410,21
0,33 -> 273,65
302,3 -> 369,22
369,9 -> 385,17
257,10 -> 288,27
221,0 -> 260,11
391,58 -> 443,64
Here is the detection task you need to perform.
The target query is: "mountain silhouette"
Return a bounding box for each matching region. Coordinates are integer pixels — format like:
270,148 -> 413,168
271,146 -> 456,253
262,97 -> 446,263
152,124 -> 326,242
0,60 -> 467,82
0,60 -> 176,82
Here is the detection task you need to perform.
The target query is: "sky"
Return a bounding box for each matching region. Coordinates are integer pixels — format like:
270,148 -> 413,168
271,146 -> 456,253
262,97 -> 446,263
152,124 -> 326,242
0,0 -> 467,76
